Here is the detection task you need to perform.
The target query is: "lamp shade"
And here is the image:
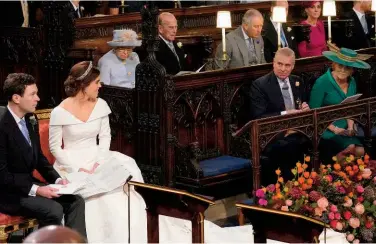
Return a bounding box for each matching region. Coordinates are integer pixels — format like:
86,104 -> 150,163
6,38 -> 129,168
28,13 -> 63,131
372,0 -> 376,11
217,11 -> 232,28
323,0 -> 336,16
272,6 -> 287,23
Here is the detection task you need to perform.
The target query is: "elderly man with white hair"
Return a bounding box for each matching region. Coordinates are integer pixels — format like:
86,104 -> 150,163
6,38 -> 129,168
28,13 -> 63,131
98,29 -> 141,88
215,8 -> 266,69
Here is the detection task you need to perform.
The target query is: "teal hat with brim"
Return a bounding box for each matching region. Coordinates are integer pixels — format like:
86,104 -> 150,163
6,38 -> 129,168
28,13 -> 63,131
322,47 -> 371,69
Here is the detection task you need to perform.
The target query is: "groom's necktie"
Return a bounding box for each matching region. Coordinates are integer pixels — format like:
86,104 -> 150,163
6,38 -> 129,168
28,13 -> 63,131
19,119 -> 31,146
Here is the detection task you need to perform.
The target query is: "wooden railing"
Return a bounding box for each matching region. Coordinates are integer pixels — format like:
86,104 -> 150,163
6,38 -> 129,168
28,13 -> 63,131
233,97 -> 376,191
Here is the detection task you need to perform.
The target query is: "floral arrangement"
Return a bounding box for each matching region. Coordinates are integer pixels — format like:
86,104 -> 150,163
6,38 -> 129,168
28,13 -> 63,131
255,154 -> 376,243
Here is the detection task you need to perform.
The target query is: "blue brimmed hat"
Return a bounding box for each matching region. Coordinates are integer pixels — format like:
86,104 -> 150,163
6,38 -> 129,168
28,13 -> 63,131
107,29 -> 142,47
323,43 -> 372,69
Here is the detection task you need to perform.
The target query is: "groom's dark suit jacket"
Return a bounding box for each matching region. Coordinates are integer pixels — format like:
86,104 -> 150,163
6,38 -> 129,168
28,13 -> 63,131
0,109 -> 60,215
250,71 -> 306,120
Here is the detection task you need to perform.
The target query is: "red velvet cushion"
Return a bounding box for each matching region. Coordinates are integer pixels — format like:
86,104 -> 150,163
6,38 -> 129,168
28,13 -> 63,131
32,119 -> 55,183
0,213 -> 24,225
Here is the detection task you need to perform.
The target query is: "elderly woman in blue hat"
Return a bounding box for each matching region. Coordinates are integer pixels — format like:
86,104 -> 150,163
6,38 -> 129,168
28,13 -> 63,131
98,29 -> 141,88
309,44 -> 372,160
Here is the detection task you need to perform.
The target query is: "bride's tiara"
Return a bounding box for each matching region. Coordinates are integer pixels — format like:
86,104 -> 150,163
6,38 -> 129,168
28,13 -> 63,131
76,61 -> 93,81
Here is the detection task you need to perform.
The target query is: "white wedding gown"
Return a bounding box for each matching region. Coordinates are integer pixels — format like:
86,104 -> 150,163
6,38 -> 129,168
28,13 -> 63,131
49,98 -> 254,243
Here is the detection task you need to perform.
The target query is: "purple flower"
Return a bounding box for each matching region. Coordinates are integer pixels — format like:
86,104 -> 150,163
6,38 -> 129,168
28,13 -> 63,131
336,186 -> 346,194
258,198 -> 268,206
256,189 -> 265,198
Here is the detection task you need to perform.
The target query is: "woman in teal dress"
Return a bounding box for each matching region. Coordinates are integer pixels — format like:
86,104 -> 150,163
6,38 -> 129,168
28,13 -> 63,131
309,46 -> 371,160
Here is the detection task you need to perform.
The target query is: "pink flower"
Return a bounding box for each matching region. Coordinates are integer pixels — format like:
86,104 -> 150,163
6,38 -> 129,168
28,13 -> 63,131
256,189 -> 265,198
314,207 -> 323,217
362,168 -> 372,179
285,200 -> 293,206
355,203 -> 365,215
343,199 -> 353,207
373,176 -> 376,184
373,200 -> 376,205
365,221 -> 373,229
353,239 -> 360,244
336,221 -> 343,231
317,197 -> 329,210
266,184 -> 276,192
349,217 -> 360,228
328,212 -> 335,220
346,234 -> 354,242
356,185 -> 364,193
281,206 -> 289,211
334,212 -> 341,220
258,198 -> 267,206
357,196 -> 364,203
343,211 -> 352,220
330,220 -> 338,229
330,205 -> 338,212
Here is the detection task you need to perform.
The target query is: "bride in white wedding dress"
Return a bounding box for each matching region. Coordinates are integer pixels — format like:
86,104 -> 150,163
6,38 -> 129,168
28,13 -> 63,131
49,61 -> 254,243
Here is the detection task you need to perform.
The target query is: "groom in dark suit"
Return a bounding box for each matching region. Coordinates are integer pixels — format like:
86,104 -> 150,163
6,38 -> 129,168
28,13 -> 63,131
0,73 -> 86,237
250,47 -> 310,185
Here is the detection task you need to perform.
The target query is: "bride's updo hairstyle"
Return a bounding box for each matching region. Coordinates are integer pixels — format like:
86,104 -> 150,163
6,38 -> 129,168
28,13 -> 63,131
64,61 -> 100,97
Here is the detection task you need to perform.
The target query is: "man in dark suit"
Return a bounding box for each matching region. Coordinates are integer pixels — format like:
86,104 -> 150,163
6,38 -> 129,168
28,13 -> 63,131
342,0 -> 375,50
0,73 -> 86,236
262,0 -> 299,63
250,47 -> 310,185
156,12 -> 186,75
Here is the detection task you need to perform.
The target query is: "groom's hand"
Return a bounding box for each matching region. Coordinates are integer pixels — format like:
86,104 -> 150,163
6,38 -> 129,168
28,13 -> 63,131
36,186 -> 60,198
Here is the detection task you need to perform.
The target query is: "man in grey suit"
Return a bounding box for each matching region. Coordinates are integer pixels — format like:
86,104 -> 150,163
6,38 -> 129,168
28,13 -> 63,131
215,8 -> 266,69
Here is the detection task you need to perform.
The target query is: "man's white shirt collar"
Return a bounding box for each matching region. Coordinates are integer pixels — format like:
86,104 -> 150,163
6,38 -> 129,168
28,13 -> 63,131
353,7 -> 365,21
159,34 -> 173,46
7,105 -> 23,124
241,26 -> 251,40
70,0 -> 79,11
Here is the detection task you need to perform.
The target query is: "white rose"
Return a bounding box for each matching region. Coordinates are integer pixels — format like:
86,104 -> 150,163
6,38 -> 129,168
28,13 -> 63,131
177,42 -> 183,48
291,36 -> 295,40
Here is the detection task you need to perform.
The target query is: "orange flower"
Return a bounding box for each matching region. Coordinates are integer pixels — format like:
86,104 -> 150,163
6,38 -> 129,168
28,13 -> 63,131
296,162 -> 302,168
353,165 -> 359,171
276,193 -> 283,199
305,156 -> 311,162
298,177 -> 305,185
262,187 -> 267,193
344,196 -> 350,202
320,164 -> 326,169
357,174 -> 363,181
275,183 -> 281,189
294,181 -> 299,186
322,169 -> 328,174
357,159 -> 364,165
302,184 -> 309,190
348,170 -> 355,177
307,178 -> 313,185
298,167 -> 304,174
348,192 -> 354,198
275,168 -> 281,176
364,154 -> 370,160
345,166 -> 352,172
311,171 -> 317,178
302,163 -> 308,170
303,172 -> 310,178
278,177 -> 284,183
333,163 -> 341,171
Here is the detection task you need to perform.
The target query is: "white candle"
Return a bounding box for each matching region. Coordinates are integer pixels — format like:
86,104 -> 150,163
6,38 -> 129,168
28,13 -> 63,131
222,28 -> 226,53
328,16 -> 332,42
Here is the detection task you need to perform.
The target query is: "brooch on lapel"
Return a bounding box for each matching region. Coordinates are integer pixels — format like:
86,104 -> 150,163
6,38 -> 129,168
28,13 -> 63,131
177,42 -> 183,48
287,27 -> 292,32
295,81 -> 300,87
